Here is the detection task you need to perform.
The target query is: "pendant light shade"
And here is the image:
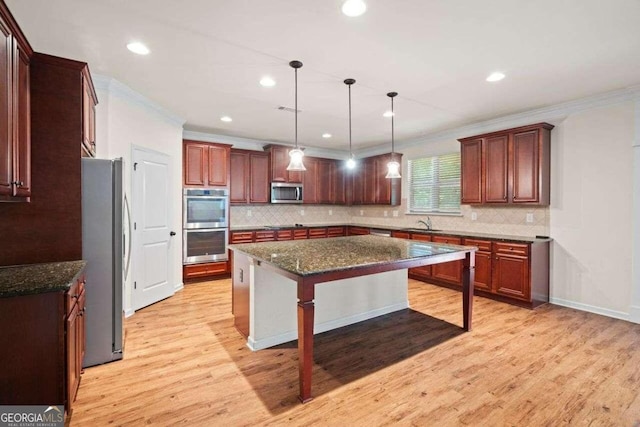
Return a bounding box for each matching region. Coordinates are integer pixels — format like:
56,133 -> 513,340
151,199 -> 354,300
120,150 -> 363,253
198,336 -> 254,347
344,78 -> 356,170
385,91 -> 401,179
287,60 -> 306,171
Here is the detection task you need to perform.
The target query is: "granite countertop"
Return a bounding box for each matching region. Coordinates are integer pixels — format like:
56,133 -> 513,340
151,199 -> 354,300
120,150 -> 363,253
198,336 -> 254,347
230,223 -> 550,243
0,260 -> 87,298
229,234 -> 475,277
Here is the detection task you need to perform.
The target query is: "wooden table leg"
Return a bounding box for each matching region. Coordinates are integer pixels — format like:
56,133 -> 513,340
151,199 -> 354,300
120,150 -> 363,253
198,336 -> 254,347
297,280 -> 315,403
462,251 -> 475,331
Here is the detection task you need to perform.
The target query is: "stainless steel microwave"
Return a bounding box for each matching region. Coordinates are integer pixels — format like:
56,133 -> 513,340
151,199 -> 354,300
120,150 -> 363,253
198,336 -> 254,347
271,182 -> 303,204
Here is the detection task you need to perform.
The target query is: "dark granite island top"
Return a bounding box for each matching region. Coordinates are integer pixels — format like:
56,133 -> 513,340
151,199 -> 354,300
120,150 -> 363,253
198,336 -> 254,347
229,235 -> 476,403
0,260 -> 86,298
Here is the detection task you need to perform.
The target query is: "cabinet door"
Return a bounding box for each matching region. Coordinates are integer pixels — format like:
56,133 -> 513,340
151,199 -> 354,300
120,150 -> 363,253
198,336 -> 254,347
302,157 -> 318,203
0,21 -> 11,197
333,161 -> 346,205
184,143 -> 207,186
484,135 -> 509,203
463,239 -> 492,291
317,159 -> 333,204
77,290 -> 86,368
362,158 -> 376,204
230,151 -> 248,204
270,145 -> 302,183
460,139 -> 483,204
351,168 -> 364,205
13,41 -> 30,198
431,235 -> 463,286
375,155 -> 391,204
207,145 -> 229,187
249,153 -> 269,203
409,233 -> 432,278
66,303 -> 80,406
82,78 -> 96,157
493,254 -> 530,300
512,129 -> 539,203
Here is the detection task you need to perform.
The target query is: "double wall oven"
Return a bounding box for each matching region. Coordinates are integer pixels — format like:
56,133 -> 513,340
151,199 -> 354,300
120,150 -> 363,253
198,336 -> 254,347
183,188 -> 229,264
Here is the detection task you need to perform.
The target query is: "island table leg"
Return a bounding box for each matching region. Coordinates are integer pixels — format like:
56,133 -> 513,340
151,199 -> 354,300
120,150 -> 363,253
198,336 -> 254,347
297,280 -> 315,403
462,251 -> 475,331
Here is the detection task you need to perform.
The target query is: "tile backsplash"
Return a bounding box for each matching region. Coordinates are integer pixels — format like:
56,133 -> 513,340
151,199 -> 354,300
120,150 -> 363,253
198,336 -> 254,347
231,200 -> 549,238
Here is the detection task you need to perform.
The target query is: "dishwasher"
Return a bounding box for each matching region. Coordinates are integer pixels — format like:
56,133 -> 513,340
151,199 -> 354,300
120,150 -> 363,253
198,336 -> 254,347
369,228 -> 391,237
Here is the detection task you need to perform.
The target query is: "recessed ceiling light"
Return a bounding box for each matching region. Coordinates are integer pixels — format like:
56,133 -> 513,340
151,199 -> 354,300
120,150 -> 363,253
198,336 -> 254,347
260,76 -> 276,87
322,133 -> 332,138
220,116 -> 232,122
486,72 -> 506,82
383,111 -> 394,118
342,0 -> 367,17
126,42 -> 150,55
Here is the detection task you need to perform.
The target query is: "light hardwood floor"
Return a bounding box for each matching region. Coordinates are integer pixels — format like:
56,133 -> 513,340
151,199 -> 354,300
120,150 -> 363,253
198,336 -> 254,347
70,279 -> 640,426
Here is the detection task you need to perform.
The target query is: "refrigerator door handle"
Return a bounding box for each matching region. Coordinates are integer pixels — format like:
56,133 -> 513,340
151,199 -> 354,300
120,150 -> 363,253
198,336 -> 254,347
123,193 -> 132,280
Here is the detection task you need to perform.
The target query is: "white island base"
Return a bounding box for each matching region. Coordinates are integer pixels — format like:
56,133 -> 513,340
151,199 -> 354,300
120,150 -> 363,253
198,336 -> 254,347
233,252 -> 409,351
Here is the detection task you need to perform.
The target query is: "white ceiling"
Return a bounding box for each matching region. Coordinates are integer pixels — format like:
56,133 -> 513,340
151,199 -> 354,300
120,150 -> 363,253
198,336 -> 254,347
7,0 -> 640,151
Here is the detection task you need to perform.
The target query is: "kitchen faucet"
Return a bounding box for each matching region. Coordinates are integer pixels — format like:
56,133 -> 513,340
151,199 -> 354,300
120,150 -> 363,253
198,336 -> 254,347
417,217 -> 432,230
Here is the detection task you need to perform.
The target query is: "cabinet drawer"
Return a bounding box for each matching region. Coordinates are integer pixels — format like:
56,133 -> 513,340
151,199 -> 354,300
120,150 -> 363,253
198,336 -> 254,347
348,226 -> 370,236
230,231 -> 254,243
293,229 -> 308,239
66,277 -> 84,313
276,229 -> 293,241
184,262 -> 228,279
327,226 -> 345,237
308,227 -> 327,239
464,238 -> 491,252
494,242 -> 529,256
432,235 -> 462,245
392,231 -> 410,239
254,230 -> 276,242
411,233 -> 432,242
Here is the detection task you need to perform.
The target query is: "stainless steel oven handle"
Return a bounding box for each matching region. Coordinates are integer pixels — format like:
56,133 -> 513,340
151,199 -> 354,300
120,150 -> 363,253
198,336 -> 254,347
296,187 -> 300,200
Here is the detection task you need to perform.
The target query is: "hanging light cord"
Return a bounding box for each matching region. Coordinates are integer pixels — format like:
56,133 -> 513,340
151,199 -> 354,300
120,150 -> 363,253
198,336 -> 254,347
294,66 -> 298,149
348,83 -> 352,157
391,95 -> 395,156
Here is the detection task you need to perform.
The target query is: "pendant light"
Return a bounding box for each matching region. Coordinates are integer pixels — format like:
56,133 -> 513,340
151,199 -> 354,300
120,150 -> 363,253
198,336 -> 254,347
385,91 -> 401,179
344,78 -> 356,169
286,60 -> 306,171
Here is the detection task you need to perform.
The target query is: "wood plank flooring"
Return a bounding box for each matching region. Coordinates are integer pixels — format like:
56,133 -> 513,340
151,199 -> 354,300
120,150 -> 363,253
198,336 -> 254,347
69,279 -> 640,426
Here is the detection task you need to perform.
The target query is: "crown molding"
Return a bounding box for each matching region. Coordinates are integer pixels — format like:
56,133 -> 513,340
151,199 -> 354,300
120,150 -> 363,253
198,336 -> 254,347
93,74 -> 186,128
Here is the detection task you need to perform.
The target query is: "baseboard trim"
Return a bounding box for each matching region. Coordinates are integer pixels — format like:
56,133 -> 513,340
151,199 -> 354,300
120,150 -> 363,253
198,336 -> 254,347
247,301 -> 409,351
549,297 -> 631,322
630,305 -> 640,324
174,282 -> 184,292
124,308 -> 135,318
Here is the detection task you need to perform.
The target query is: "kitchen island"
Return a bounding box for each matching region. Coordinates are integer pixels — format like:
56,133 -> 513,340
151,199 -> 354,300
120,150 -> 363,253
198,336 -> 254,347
229,235 -> 476,402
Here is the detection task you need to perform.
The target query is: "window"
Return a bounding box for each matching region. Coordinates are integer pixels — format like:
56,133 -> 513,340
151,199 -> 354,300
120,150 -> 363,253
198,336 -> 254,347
408,152 -> 461,213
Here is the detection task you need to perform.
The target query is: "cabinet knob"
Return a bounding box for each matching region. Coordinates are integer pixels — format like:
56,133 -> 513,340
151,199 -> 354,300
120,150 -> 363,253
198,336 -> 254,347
12,181 -> 24,187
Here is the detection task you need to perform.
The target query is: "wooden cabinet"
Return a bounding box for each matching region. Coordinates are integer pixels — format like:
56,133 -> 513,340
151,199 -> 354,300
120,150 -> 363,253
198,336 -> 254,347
391,231 -> 410,239
347,226 -> 370,236
317,159 -> 334,204
293,228 -> 308,239
265,145 -> 302,183
333,162 -> 346,205
349,153 -> 401,206
327,226 -> 345,238
0,5 -> 32,202
276,229 -> 293,241
409,233 -> 433,280
493,242 -> 530,301
308,227 -> 327,239
463,238 -> 492,292
230,231 -> 254,243
431,235 -> 463,286
183,140 -> 230,187
81,70 -> 97,158
0,267 -> 86,414
362,157 -> 376,204
183,262 -> 228,280
302,157 -> 318,203
254,230 -> 276,242
230,150 -> 269,204
459,123 -> 553,206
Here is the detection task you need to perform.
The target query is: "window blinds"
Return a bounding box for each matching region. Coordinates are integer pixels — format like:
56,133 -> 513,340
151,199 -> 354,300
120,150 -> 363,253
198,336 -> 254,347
408,152 -> 461,213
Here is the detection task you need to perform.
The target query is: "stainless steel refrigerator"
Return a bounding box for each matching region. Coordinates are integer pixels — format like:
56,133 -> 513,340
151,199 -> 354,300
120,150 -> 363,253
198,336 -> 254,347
81,157 -> 128,367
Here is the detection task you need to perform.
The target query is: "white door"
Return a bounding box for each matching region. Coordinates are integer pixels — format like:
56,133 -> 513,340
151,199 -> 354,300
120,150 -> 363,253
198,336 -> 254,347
132,147 -> 174,310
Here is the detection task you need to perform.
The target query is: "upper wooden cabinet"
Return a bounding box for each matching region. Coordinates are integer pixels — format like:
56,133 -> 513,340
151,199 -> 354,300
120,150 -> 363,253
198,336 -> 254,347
230,149 -> 269,204
459,123 -> 553,205
0,3 -> 32,202
183,140 -> 231,188
349,153 -> 401,206
81,69 -> 97,158
302,156 -> 318,204
265,145 -> 302,183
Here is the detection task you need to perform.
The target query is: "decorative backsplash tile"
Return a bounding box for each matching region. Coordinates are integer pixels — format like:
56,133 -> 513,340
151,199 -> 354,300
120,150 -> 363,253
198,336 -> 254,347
231,200 -> 549,238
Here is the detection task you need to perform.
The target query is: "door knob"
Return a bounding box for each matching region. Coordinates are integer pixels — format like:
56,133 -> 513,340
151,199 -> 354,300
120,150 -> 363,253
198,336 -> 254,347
170,231 -> 176,236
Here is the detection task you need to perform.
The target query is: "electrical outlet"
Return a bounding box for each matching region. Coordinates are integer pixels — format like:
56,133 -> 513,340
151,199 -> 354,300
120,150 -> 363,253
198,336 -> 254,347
329,209 -> 333,216
360,210 -> 364,216
526,213 -> 534,223
393,210 -> 398,217
384,211 -> 388,217
247,210 -> 252,217
300,209 -> 305,216
471,212 -> 477,221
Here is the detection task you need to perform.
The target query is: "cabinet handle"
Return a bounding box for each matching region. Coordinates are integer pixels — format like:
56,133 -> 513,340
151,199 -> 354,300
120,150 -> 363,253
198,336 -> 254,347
12,181 -> 24,187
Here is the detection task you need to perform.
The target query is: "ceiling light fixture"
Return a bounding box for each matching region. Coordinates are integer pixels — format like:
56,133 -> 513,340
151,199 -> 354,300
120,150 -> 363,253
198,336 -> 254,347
286,60 -> 306,171
126,42 -> 150,55
220,116 -> 232,122
342,0 -> 367,17
322,133 -> 332,138
385,92 -> 401,179
383,110 -> 394,118
344,78 -> 357,170
486,72 -> 506,82
260,76 -> 276,87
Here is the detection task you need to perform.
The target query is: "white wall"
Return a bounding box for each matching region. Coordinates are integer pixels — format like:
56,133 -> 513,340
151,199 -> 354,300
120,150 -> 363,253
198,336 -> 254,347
94,75 -> 185,316
549,102 -> 634,318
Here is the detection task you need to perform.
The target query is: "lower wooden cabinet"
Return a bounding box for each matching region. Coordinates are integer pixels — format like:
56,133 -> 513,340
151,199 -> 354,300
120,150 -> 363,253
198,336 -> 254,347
347,226 -> 370,236
463,238 -> 492,292
408,233 -> 432,280
183,261 -> 228,280
0,270 -> 86,414
492,242 -> 530,301
431,235 -> 463,286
